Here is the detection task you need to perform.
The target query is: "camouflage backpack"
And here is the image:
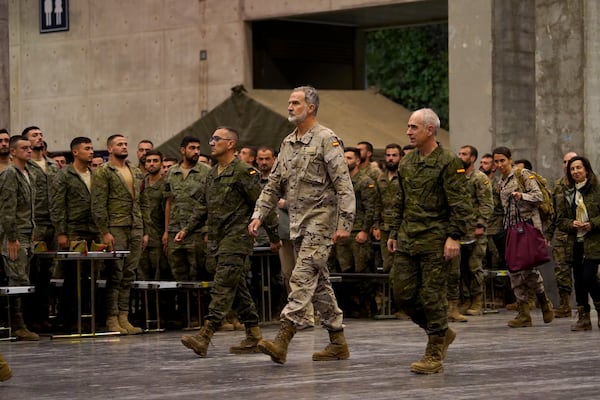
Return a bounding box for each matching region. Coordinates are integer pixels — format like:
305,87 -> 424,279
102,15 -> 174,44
514,168 -> 554,224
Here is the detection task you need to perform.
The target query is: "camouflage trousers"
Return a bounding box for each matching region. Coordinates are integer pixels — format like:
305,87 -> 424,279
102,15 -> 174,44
552,241 -> 573,294
335,232 -> 373,273
509,268 -> 546,303
2,233 -> 32,330
206,253 -> 259,327
281,236 -> 344,331
167,232 -> 208,281
460,237 -> 486,298
379,230 -> 394,273
105,227 -> 143,316
278,239 -> 314,326
447,256 -> 460,301
391,249 -> 449,335
138,245 -> 170,281
28,224 -> 56,322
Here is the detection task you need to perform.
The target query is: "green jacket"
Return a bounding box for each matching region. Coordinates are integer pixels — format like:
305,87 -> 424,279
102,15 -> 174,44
198,158 -> 279,256
164,162 -> 210,234
555,176 -> 600,259
376,171 -> 399,232
351,171 -> 379,233
390,146 -> 473,254
140,175 -> 166,247
0,165 -> 36,240
27,157 -> 59,225
464,169 -> 493,236
50,165 -> 98,236
91,161 -> 144,233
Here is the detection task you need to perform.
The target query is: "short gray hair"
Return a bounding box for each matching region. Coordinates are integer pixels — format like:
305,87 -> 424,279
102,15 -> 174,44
293,85 -> 320,116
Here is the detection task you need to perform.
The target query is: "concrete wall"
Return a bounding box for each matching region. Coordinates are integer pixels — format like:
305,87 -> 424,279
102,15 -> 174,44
584,1 -> 600,169
448,0 -> 493,155
0,0 -> 8,128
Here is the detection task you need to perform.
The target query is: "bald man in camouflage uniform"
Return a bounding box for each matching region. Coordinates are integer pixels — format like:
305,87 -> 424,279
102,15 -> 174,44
388,108 -> 472,374
249,86 -> 356,365
181,127 -> 280,358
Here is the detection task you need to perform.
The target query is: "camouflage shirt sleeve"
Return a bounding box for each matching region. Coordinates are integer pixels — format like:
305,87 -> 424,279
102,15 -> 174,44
443,157 -> 473,238
325,136 -> 355,232
0,169 -> 18,240
91,166 -> 110,234
49,169 -> 68,235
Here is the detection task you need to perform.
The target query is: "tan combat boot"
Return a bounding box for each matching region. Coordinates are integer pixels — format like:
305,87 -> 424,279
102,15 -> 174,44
229,326 -> 262,354
441,327 -> 456,360
507,301 -> 532,328
312,329 -> 350,361
258,320 -> 296,364
118,311 -> 143,334
0,353 -> 12,382
554,292 -> 572,318
181,320 -> 217,357
571,306 -> 592,331
536,292 -> 554,323
107,315 -> 127,334
447,300 -> 468,322
465,294 -> 483,316
410,334 -> 445,374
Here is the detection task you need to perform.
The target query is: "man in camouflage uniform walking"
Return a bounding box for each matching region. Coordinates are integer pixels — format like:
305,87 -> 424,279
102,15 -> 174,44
388,108 -> 472,374
547,151 -> 577,317
49,137 -> 100,331
0,135 -> 40,340
456,145 -> 493,316
92,134 -> 143,335
181,127 -> 280,357
249,86 -> 356,365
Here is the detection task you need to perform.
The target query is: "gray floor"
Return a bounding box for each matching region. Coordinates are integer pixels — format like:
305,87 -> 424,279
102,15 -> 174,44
0,309 -> 598,400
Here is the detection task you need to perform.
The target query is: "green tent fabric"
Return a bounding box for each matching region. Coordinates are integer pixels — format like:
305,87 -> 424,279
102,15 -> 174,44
156,85 -> 294,159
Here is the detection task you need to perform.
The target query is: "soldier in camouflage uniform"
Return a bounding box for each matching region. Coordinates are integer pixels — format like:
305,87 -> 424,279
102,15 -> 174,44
181,127 -> 280,357
546,151 -> 577,317
163,136 -> 210,284
249,86 -> 356,365
456,145 -> 493,316
22,126 -> 59,332
0,135 -> 39,340
387,108 -> 472,374
139,150 -> 169,281
0,129 -> 10,173
91,134 -> 144,335
357,141 -> 382,181
49,137 -> 100,331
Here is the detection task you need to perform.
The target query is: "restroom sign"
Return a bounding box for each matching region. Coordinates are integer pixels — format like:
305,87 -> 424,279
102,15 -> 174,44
40,0 -> 69,33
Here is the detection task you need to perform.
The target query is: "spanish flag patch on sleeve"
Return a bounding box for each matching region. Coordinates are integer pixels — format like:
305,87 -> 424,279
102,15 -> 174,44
332,141 -> 340,147
528,175 -> 535,179
249,169 -> 257,175
456,168 -> 465,174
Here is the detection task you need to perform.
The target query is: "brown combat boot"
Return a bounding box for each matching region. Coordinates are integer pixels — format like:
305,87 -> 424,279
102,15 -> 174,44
13,328 -> 40,341
410,334 -> 445,374
0,353 -> 12,382
447,300 -> 468,322
465,294 -> 483,316
508,301 -> 532,328
554,292 -> 572,318
506,301 -> 518,311
107,315 -> 127,334
229,326 -> 262,354
441,327 -> 456,360
571,306 -> 592,331
258,320 -> 296,364
312,329 -> 350,361
536,292 -> 554,323
181,320 -> 217,357
118,311 -> 143,334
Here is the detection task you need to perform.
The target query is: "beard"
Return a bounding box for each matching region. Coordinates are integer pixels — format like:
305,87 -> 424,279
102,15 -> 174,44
0,148 -> 9,156
288,109 -> 308,125
114,152 -> 128,160
185,154 -> 199,165
480,166 -> 491,174
386,161 -> 399,172
462,159 -> 472,169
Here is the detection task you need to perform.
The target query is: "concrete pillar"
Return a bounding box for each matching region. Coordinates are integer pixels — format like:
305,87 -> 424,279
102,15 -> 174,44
448,0 -> 493,155
0,0 -> 8,129
535,0 -> 584,180
584,1 -> 600,168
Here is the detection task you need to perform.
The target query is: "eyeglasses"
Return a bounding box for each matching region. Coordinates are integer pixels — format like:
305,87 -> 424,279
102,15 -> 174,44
209,135 -> 232,143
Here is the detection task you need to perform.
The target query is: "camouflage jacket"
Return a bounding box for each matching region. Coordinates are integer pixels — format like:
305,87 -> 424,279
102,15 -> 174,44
27,157 -> 59,225
376,171 -> 399,232
555,176 -> 600,259
164,162 -> 210,234
486,175 -> 505,235
0,165 -> 36,240
498,168 -> 543,232
140,175 -> 166,247
194,158 -> 279,256
252,123 -> 356,244
91,161 -> 144,233
464,169 -> 494,237
547,176 -> 569,241
390,145 -> 473,254
351,171 -> 379,233
359,163 -> 382,182
49,165 -> 98,236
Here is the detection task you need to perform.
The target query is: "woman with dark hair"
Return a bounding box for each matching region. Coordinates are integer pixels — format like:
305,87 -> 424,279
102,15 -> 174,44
492,146 -> 554,327
556,156 -> 600,330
